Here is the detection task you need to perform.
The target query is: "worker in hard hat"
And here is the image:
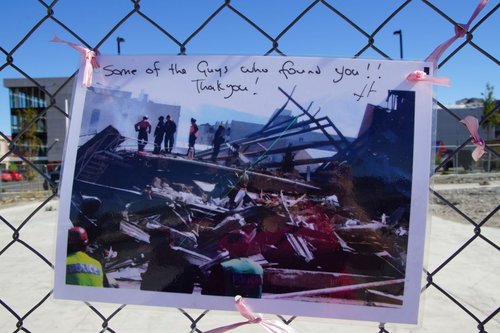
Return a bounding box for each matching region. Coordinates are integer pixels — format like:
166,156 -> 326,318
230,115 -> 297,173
65,226 -> 104,287
134,116 -> 152,152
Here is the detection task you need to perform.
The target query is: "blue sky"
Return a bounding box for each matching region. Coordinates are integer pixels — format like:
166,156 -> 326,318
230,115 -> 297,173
1,0 -> 498,136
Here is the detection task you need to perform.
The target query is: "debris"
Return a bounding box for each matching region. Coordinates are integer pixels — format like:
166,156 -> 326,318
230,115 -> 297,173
170,245 -> 212,267
107,266 -> 145,282
263,278 -> 405,300
68,91 -> 414,304
193,180 -> 216,192
324,195 -> 340,207
120,220 -> 150,243
285,233 -> 314,262
280,190 -> 296,225
264,268 -> 386,292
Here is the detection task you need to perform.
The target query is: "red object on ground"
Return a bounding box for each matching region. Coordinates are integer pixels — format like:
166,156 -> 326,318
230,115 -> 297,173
1,170 -> 13,182
8,170 -> 23,181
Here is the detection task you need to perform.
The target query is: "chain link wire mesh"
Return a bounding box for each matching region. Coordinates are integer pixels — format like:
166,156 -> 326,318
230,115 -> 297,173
0,0 -> 498,332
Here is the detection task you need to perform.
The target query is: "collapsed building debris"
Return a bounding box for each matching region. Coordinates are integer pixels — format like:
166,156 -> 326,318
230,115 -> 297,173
68,88 -> 413,306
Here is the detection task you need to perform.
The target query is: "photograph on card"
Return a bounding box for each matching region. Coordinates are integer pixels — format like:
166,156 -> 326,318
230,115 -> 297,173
54,55 -> 432,323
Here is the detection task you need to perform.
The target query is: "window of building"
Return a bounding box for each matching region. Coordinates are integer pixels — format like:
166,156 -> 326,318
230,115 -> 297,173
11,114 -> 19,132
9,87 -> 47,109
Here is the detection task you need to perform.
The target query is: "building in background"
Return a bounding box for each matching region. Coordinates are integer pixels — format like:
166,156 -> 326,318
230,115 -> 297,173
3,77 -> 181,170
81,87 -> 181,149
435,98 -> 495,146
198,109 -> 333,146
435,98 -> 499,170
3,77 -> 72,171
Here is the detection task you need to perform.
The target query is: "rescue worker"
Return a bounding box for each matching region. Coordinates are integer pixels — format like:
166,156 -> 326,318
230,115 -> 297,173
134,116 -> 151,152
153,116 -> 165,154
187,118 -> 198,158
202,229 -> 263,298
211,124 -> 225,162
66,226 -> 104,287
164,115 -> 177,153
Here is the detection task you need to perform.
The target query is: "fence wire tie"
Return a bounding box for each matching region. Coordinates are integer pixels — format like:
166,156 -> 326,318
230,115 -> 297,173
425,0 -> 489,69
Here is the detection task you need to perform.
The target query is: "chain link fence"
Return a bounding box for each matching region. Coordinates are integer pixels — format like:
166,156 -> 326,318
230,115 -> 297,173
1,1 -> 499,332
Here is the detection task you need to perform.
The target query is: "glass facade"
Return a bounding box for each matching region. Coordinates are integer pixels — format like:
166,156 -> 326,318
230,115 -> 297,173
9,87 -> 47,109
9,86 -> 48,160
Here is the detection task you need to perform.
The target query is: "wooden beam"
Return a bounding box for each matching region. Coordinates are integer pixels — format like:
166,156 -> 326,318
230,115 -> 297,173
264,278 -> 404,299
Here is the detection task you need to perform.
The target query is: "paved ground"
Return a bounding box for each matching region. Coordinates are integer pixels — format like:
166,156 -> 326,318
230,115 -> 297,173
0,199 -> 498,333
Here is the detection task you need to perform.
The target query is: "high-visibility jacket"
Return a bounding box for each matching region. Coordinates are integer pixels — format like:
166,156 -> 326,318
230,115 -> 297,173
66,251 -> 104,287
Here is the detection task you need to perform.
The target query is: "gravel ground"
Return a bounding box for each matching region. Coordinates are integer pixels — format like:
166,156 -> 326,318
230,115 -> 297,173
430,173 -> 500,228
0,190 -> 54,208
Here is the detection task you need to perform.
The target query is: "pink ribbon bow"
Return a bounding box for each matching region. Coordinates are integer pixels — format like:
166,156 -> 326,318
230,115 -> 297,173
406,70 -> 450,86
425,0 -> 488,70
460,116 -> 485,161
50,36 -> 99,87
205,296 -> 298,333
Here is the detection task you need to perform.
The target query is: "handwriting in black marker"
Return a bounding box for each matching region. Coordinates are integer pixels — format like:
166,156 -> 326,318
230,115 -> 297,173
191,78 -> 249,99
240,62 -> 269,74
197,60 -> 228,78
145,61 -> 160,77
102,64 -> 137,77
366,63 -> 382,80
224,83 -> 248,99
278,60 -> 321,80
352,63 -> 381,101
353,81 -> 376,101
253,77 -> 259,95
332,65 -> 359,83
168,63 -> 187,75
192,79 -> 224,94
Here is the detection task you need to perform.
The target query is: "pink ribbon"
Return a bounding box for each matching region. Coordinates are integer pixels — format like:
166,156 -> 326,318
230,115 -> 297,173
425,0 -> 488,69
406,70 -> 450,86
460,116 -> 485,161
50,36 -> 99,87
205,296 -> 298,333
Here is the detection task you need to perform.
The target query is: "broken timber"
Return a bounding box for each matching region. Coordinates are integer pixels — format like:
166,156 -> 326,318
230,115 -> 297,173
263,278 -> 404,300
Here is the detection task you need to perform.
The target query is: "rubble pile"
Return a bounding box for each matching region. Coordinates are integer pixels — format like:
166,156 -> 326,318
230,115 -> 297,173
69,89 -> 417,306
74,163 -> 408,306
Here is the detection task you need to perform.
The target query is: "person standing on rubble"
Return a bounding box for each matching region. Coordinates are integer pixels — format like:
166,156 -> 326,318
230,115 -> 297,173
201,230 -> 263,298
187,118 -> 199,158
66,226 -> 104,287
211,124 -> 225,162
153,116 -> 165,154
134,116 -> 152,152
164,115 -> 177,153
